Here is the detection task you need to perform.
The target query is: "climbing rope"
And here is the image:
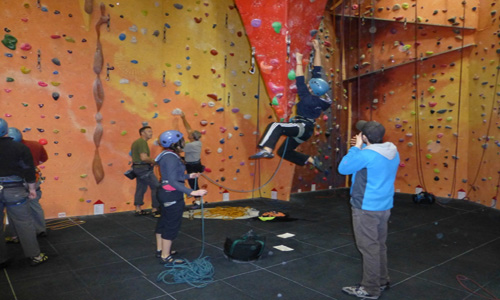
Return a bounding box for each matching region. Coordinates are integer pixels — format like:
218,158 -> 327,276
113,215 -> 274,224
449,1 -> 467,198
157,188 -> 214,288
201,137 -> 289,193
412,0 -> 427,192
456,275 -> 500,300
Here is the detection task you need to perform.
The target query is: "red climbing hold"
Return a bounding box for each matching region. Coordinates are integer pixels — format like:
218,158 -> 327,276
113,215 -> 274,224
210,49 -> 218,56
207,94 -> 218,100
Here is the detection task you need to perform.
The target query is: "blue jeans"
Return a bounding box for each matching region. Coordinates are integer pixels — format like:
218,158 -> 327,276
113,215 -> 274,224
133,166 -> 159,209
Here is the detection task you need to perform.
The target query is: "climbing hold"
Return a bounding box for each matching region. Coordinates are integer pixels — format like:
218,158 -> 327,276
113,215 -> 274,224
173,3 -> 183,9
194,17 -> 202,23
6,77 -> 14,82
20,66 -> 31,74
231,108 -> 239,113
52,92 -> 60,100
20,43 -> 31,51
200,120 -> 208,126
288,70 -> 296,80
38,81 -> 48,87
65,37 -> 75,43
119,33 -> 126,41
428,86 -> 436,93
271,97 -> 279,106
251,19 -> 261,27
271,22 -> 282,34
52,58 -> 61,66
210,49 -> 218,56
2,34 -> 18,50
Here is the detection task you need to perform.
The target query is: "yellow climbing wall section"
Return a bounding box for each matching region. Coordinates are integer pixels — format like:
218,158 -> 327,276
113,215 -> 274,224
0,0 -> 296,218
334,0 -> 499,208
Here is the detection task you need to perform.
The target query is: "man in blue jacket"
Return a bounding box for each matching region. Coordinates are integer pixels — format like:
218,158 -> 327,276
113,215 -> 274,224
338,120 -> 399,299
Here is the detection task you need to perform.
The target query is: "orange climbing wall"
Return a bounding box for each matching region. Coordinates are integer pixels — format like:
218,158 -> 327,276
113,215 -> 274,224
0,0 -> 296,218
332,0 -> 500,208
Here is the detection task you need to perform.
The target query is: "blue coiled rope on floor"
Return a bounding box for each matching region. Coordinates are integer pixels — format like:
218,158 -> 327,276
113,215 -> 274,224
157,186 -> 214,288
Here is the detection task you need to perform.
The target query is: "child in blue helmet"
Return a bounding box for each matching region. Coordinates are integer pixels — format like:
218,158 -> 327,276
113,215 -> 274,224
250,39 -> 331,171
154,130 -> 207,265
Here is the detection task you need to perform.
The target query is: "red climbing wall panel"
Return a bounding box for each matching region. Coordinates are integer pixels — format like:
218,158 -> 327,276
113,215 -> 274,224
235,0 -> 328,120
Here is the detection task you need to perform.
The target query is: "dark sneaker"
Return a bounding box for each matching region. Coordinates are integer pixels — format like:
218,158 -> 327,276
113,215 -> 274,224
29,253 -> 49,267
311,156 -> 324,172
249,149 -> 274,159
342,285 -> 379,299
0,257 -> 13,269
37,231 -> 48,238
380,282 -> 390,291
5,237 -> 19,244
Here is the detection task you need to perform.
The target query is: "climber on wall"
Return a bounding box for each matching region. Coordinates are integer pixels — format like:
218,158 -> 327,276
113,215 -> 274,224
178,111 -> 205,205
249,39 -> 331,172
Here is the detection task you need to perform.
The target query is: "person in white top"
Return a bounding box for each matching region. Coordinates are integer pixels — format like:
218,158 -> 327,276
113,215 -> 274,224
179,112 -> 204,203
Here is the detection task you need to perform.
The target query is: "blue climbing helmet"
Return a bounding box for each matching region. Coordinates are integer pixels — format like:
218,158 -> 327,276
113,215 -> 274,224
159,130 -> 183,148
8,127 -> 23,142
0,118 -> 8,137
308,78 -> 330,96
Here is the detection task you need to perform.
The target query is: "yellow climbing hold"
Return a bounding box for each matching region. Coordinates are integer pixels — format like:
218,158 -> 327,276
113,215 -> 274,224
402,3 -> 409,9
80,174 -> 88,178
65,37 -> 76,43
51,82 -> 61,86
428,86 -> 436,93
425,51 -> 434,56
21,66 -> 31,74
80,129 -> 87,133
121,130 -> 127,136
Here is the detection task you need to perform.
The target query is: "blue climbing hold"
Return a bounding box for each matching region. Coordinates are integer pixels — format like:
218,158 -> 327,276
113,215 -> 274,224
119,33 -> 126,41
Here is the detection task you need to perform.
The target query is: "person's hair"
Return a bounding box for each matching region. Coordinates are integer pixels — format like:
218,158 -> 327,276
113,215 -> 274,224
169,138 -> 185,154
139,126 -> 151,135
191,130 -> 202,141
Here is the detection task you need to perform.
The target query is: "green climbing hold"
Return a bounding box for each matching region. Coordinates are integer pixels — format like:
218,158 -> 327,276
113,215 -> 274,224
428,86 -> 436,93
2,34 -> 18,50
6,77 -> 14,82
272,22 -> 282,34
271,96 -> 279,106
426,154 -> 432,159
433,168 -> 440,174
288,70 -> 296,80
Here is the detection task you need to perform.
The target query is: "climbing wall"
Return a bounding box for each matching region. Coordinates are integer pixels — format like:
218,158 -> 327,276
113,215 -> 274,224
0,0 -> 296,218
333,0 -> 500,208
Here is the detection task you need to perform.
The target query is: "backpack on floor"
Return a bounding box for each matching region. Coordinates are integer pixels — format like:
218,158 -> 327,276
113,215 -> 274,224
224,230 -> 266,261
412,192 -> 436,204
